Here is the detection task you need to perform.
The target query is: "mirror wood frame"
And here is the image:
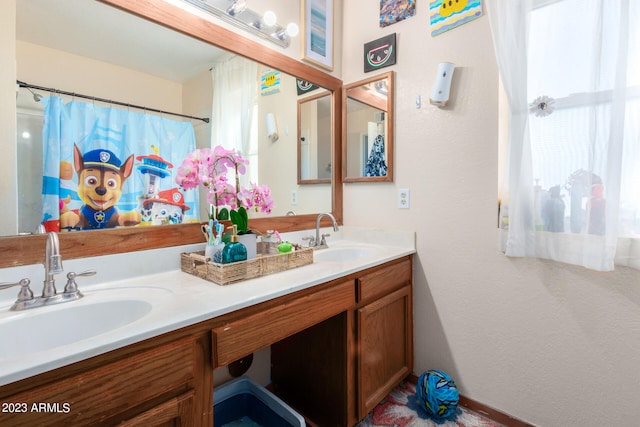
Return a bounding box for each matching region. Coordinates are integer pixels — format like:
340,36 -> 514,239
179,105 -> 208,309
1,0 -> 343,268
297,91 -> 332,185
342,71 -> 394,183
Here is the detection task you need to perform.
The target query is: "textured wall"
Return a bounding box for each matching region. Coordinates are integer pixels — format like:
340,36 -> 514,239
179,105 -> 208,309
340,2 -> 640,426
1,0 -> 17,235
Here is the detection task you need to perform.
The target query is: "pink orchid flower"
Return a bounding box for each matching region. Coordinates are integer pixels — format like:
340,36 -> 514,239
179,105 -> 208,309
175,145 -> 273,222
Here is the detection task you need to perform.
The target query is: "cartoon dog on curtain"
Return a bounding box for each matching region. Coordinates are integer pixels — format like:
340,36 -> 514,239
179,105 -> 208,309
60,144 -> 141,229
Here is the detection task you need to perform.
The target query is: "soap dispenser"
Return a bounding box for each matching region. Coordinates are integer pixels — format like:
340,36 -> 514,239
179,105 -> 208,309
221,225 -> 247,264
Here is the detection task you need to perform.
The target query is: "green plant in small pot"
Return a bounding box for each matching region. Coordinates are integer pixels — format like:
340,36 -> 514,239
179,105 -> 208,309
217,206 -> 249,241
175,146 -> 273,252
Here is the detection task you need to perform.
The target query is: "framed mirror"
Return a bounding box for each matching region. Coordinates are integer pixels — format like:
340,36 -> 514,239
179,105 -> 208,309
342,71 -> 394,183
297,91 -> 332,185
2,0 -> 343,267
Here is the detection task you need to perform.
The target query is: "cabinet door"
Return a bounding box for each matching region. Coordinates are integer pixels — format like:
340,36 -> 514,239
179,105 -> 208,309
118,391 -> 195,427
357,285 -> 413,418
1,337 -> 197,426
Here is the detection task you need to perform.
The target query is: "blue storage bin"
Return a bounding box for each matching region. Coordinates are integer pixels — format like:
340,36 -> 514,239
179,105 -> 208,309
214,376 -> 305,427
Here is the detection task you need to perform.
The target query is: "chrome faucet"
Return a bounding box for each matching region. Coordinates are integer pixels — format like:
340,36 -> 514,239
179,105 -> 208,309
43,231 -> 64,298
0,232 -> 96,311
304,213 -> 339,249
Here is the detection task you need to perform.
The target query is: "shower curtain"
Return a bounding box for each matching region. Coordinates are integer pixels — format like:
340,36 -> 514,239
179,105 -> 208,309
41,96 -> 199,231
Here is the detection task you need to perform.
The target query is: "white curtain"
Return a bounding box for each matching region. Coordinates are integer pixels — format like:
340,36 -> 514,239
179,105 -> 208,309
211,55 -> 258,160
488,0 -> 640,271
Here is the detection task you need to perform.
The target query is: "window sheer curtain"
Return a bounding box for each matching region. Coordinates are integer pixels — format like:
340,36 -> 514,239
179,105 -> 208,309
487,0 -> 640,271
211,55 -> 258,185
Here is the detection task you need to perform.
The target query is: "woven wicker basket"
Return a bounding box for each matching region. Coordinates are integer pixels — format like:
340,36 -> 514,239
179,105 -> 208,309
180,242 -> 313,285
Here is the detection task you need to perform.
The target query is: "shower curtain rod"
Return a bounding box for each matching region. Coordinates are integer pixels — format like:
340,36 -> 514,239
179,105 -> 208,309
17,80 -> 210,123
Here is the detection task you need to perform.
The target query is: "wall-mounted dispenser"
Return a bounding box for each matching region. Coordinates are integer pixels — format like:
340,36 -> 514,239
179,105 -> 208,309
266,113 -> 279,142
429,62 -> 455,107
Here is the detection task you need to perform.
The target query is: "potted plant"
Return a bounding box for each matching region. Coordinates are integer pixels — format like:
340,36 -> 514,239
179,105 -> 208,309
174,145 -> 273,258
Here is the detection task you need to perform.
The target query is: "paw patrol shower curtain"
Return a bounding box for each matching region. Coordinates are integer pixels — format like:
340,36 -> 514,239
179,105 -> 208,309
41,96 -> 199,231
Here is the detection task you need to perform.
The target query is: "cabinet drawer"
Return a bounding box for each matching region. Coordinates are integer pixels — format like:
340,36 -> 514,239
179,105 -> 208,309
213,280 -> 355,367
357,258 -> 411,303
2,337 -> 196,426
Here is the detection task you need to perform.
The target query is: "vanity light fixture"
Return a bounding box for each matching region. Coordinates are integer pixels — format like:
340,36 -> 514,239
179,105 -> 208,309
226,0 -> 246,16
276,23 -> 300,41
183,0 -> 298,48
262,10 -> 277,27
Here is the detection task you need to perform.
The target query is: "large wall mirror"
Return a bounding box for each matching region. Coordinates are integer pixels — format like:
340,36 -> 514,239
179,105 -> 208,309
2,0 -> 342,267
342,71 -> 394,183
297,91 -> 332,185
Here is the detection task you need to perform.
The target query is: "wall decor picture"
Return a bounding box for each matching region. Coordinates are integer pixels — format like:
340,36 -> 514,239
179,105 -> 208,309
261,69 -> 280,96
380,0 -> 417,28
296,79 -> 320,96
364,33 -> 397,73
302,0 -> 334,71
430,0 -> 482,36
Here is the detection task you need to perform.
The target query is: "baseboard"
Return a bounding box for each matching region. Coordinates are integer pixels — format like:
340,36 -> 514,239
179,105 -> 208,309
407,374 -> 535,427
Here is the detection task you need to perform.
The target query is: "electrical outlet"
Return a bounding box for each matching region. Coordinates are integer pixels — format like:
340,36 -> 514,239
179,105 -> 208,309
398,188 -> 410,209
291,190 -> 298,205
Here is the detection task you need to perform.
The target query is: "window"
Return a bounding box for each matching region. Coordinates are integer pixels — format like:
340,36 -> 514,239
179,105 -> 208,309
490,0 -> 640,270
528,0 -> 640,237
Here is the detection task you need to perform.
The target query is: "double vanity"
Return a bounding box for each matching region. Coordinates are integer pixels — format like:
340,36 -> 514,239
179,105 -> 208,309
0,227 -> 415,426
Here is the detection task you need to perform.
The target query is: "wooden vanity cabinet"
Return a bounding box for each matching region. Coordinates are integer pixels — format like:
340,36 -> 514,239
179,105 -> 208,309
271,256 -> 413,426
0,332 -> 212,427
356,258 -> 413,418
0,256 -> 412,427
212,279 -> 355,368
118,390 -> 196,427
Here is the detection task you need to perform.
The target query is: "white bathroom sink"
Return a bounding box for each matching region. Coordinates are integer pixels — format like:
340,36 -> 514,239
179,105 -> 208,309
313,245 -> 381,263
0,290 -> 167,360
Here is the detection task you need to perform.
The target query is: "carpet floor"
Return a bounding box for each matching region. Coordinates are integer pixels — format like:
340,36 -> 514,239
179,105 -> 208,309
356,381 -> 504,427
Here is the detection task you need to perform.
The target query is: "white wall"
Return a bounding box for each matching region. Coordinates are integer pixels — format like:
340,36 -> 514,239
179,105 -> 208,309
0,0 -> 17,236
16,41 -> 183,113
341,2 -> 640,427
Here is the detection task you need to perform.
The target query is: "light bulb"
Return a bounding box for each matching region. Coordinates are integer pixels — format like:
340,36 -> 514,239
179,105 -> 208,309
227,0 -> 247,16
286,22 -> 299,37
263,10 -> 277,27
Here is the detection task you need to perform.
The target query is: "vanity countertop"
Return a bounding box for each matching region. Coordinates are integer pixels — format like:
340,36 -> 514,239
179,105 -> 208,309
0,227 -> 415,387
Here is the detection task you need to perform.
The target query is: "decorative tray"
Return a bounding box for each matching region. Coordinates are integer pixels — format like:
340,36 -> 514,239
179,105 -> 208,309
180,242 -> 313,285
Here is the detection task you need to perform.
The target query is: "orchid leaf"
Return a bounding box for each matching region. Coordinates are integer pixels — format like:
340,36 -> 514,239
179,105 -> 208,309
217,208 -> 229,221
230,207 -> 249,234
